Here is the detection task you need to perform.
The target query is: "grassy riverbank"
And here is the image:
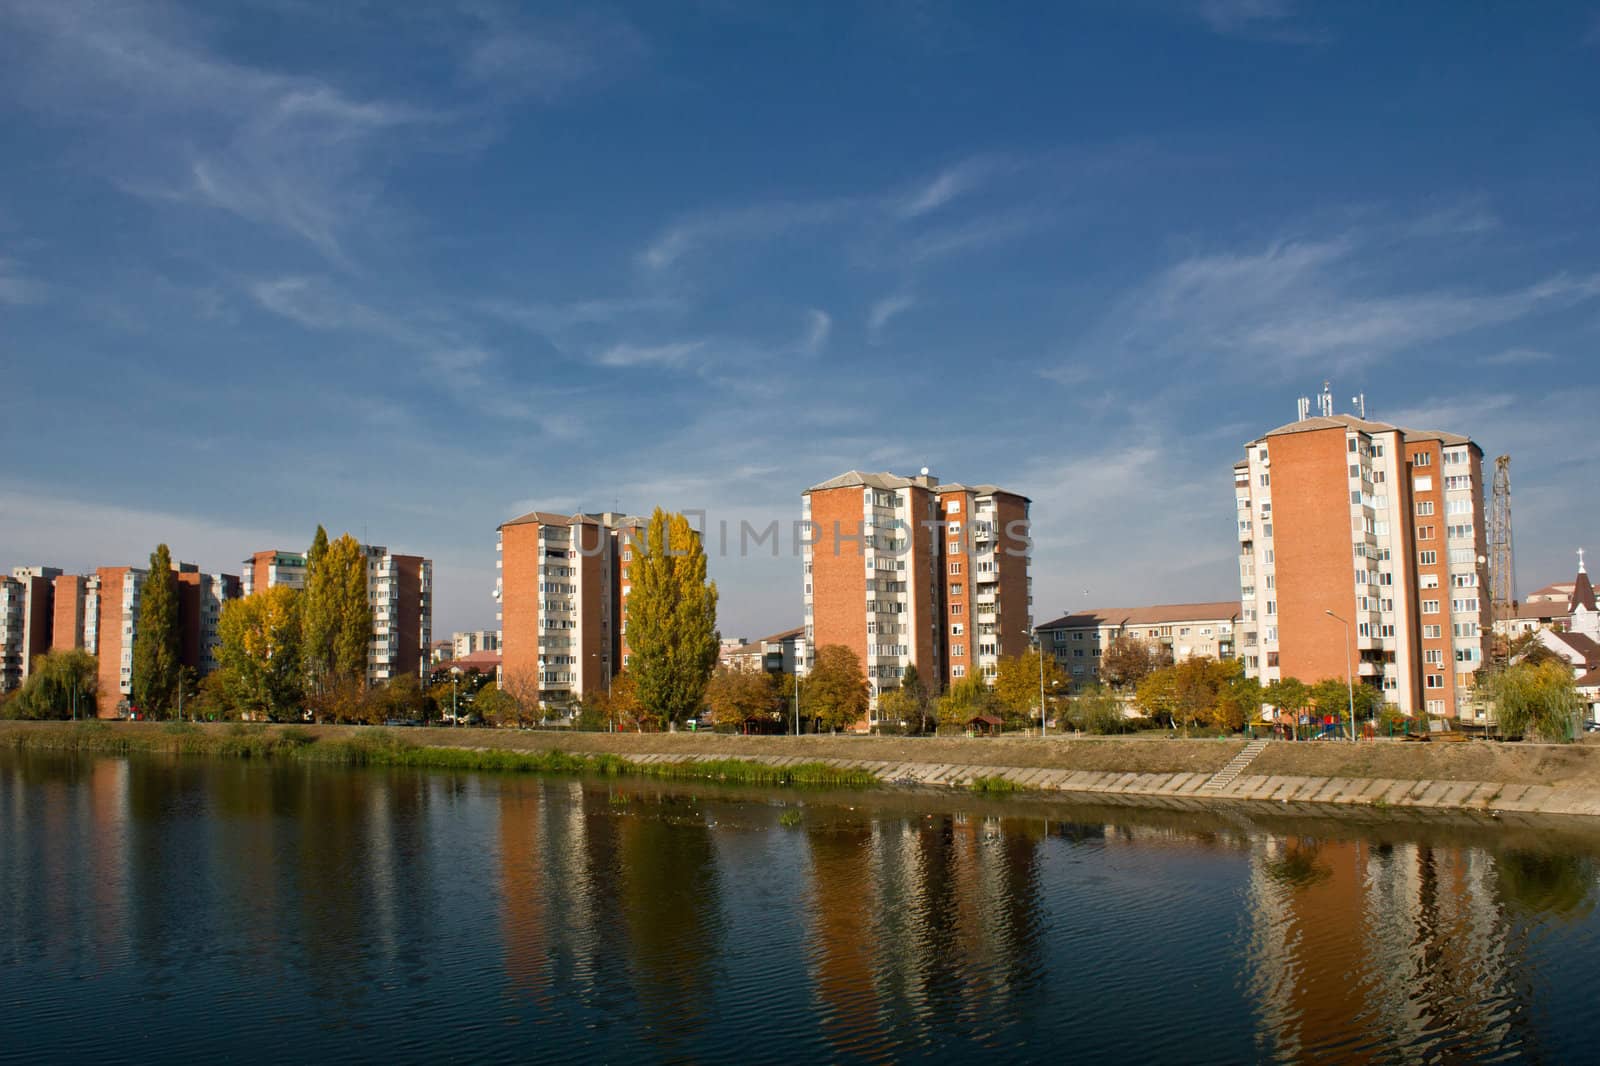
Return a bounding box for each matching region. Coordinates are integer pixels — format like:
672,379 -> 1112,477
0,721 -> 881,788
5,720 -> 1598,792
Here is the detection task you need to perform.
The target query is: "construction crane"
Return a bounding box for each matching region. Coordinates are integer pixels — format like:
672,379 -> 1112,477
1488,455 -> 1515,625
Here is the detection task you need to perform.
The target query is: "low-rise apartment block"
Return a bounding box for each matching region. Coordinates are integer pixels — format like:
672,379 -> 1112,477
802,470 -> 1031,727
719,627 -> 805,675
1235,392 -> 1491,717
495,510 -> 639,704
1036,601 -> 1241,683
452,629 -> 500,659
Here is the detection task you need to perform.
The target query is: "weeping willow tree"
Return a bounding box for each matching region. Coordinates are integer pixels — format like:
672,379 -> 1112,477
1479,660 -> 1582,742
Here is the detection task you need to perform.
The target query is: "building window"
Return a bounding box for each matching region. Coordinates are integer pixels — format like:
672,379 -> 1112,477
1425,674 -> 1444,689
1413,452 -> 1432,467
1418,551 -> 1437,566
951,623 -> 963,636
952,665 -> 966,678
950,604 -> 962,616
949,561 -> 961,575
1259,473 -> 1270,487
1423,600 -> 1440,615
1416,501 -> 1434,516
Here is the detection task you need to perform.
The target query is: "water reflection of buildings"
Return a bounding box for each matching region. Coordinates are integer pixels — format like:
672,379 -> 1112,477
1245,836 -> 1520,1061
804,812 -> 1043,1058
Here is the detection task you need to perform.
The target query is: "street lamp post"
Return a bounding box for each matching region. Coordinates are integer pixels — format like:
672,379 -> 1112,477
1035,628 -> 1048,738
1324,609 -> 1356,741
451,667 -> 460,727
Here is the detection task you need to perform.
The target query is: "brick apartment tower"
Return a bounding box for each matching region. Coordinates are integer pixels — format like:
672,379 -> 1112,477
0,566 -> 62,692
802,470 -> 1031,728
496,511 -> 638,705
242,545 -> 432,685
83,563 -> 243,716
1236,395 -> 1491,717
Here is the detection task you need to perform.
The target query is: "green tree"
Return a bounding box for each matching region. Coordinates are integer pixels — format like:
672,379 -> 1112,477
626,508 -> 720,728
937,675 -> 997,730
704,667 -> 779,731
993,649 -> 1070,731
5,648 -> 98,720
1134,666 -> 1180,726
328,534 -> 374,686
1265,677 -> 1312,739
806,644 -> 870,733
1212,671 -> 1264,733
1480,660 -> 1582,742
302,525 -> 334,690
1066,685 -> 1127,734
898,662 -> 936,735
875,685 -> 917,733
216,585 -> 304,720
1099,634 -> 1172,690
475,681 -> 517,727
131,543 -> 181,717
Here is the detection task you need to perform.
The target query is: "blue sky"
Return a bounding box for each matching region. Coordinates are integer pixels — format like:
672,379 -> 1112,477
2,0 -> 1598,640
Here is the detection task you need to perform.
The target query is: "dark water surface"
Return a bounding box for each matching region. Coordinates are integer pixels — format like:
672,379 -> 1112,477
3,750 -> 1599,1063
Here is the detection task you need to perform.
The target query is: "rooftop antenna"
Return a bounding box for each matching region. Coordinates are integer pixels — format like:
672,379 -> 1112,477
1318,381 -> 1334,418
1351,393 -> 1366,419
1297,395 -> 1311,421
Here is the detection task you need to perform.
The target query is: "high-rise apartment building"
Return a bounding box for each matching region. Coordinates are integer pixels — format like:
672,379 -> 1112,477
0,567 -> 64,691
495,510 -> 639,704
1235,395 -> 1491,717
802,470 -> 1031,727
86,562 -> 243,716
240,544 -> 432,685
241,550 -> 308,595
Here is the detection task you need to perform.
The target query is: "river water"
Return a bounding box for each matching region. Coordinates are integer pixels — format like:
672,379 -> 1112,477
2,750 -> 1598,1063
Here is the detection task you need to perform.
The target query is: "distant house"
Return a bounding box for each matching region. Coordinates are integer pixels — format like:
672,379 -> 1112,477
718,627 -> 805,676
1035,602 -> 1241,684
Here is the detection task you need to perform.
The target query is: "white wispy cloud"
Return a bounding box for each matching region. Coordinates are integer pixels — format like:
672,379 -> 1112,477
867,291 -> 916,341
458,6 -> 647,99
1195,0 -> 1330,43
800,309 -> 832,355
593,340 -> 705,368
1,0 -> 441,264
1090,233 -> 1600,375
481,295 -> 683,334
637,199 -> 851,271
894,157 -> 1005,218
1408,196 -> 1501,237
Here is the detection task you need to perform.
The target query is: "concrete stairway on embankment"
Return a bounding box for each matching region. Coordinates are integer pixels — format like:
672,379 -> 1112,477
1199,737 -> 1270,793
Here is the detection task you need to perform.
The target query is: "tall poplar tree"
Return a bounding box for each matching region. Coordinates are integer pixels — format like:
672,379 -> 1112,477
626,508 -> 719,728
302,525 -> 334,691
131,543 -> 181,717
326,533 -> 374,685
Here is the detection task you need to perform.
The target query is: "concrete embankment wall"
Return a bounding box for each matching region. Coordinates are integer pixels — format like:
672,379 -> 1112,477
447,745 -> 1600,818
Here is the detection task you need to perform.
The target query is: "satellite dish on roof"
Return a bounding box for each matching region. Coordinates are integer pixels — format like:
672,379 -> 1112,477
920,466 -> 930,476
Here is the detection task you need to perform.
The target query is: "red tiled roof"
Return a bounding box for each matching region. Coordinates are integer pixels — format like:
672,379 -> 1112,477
437,650 -> 501,672
1037,602 -> 1242,630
